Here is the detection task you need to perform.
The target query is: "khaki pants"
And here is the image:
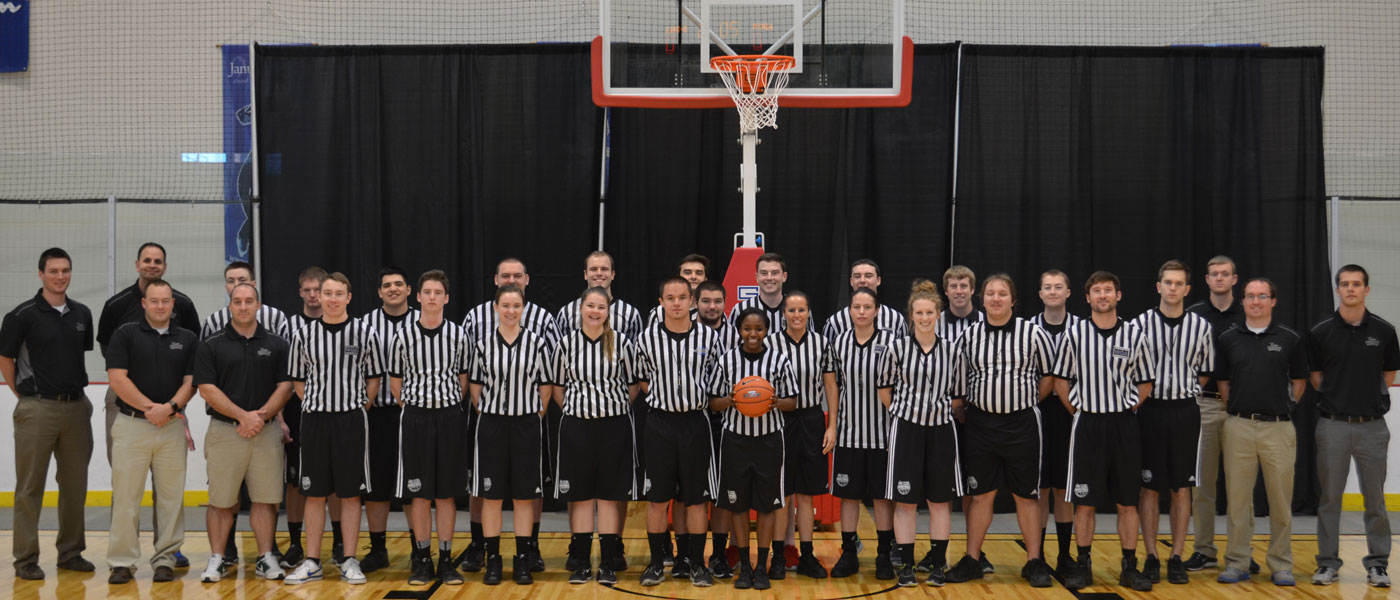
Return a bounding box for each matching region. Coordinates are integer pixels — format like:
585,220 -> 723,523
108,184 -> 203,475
1221,415 -> 1294,574
12,395 -> 93,568
205,420 -> 285,507
107,413 -> 187,570
1191,394 -> 1225,558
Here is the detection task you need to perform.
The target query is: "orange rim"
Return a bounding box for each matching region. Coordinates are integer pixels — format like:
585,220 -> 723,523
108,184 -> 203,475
711,55 -> 796,93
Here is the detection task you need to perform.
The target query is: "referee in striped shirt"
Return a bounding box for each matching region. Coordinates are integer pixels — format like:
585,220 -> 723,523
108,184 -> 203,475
554,251 -> 644,342
939,265 -> 984,346
284,272 -> 384,586
729,253 -> 803,332
947,274 -> 1056,587
1052,271 -> 1156,592
1031,269 -> 1082,576
823,260 -> 909,339
1130,260 -> 1214,585
390,270 -> 470,587
695,280 -> 740,577
281,265 -> 327,568
634,277 -> 721,588
645,254 -> 709,328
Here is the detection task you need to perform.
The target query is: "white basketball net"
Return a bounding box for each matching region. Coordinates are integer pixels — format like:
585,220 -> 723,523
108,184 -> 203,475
712,56 -> 794,132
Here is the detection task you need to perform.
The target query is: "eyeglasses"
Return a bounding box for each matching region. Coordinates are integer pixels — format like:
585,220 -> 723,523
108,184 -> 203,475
1244,294 -> 1272,301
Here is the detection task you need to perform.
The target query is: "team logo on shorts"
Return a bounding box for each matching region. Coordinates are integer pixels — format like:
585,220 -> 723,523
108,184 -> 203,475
1188,475 -> 1196,483
728,490 -> 738,504
835,473 -> 849,487
558,479 -> 571,494
301,476 -> 311,490
483,477 -> 492,491
967,476 -> 979,490
643,478 -> 652,494
1074,483 -> 1089,498
896,481 -> 911,495
407,479 -> 422,493
1141,469 -> 1153,483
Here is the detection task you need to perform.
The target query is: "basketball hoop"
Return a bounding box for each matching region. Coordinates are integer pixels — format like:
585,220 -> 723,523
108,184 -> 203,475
710,55 -> 796,132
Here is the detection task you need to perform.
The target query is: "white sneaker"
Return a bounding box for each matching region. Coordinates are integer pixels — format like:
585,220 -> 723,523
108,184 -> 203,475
284,559 -> 323,585
1311,566 -> 1339,585
1368,567 -> 1391,588
201,554 -> 225,583
340,557 -> 367,585
257,553 -> 286,580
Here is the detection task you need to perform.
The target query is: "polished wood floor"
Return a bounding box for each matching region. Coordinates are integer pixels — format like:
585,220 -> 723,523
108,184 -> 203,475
4,508 -> 1395,600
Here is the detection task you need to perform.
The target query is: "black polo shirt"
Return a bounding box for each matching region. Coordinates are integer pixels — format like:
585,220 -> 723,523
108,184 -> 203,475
105,320 -> 199,414
1187,297 -> 1245,393
1307,310 -> 1400,417
1216,321 -> 1307,416
97,280 -> 200,354
0,289 -> 94,396
193,322 -> 291,423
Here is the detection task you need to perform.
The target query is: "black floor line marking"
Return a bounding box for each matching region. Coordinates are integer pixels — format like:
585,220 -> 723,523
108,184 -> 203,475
383,579 -> 442,599
609,581 -> 902,600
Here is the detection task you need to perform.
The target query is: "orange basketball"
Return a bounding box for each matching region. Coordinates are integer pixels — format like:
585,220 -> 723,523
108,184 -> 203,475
733,375 -> 775,417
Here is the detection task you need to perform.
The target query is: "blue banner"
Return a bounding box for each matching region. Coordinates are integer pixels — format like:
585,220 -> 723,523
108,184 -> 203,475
222,46 -> 253,263
0,1 -> 29,73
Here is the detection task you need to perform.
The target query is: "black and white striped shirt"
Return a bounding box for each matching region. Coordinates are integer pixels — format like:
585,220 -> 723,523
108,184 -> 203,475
770,330 -> 834,410
633,323 -> 721,413
645,305 -> 698,331
1031,313 -> 1082,357
708,342 -> 799,436
461,300 -> 558,349
882,336 -> 963,426
1130,309 -> 1215,401
359,307 -> 420,407
729,296 -> 809,332
389,320 -> 470,409
701,319 -> 741,354
470,328 -> 552,416
288,318 -> 384,413
289,312 -> 318,335
200,304 -> 290,340
938,309 -> 985,345
830,328 -> 899,449
823,305 -> 909,340
957,318 -> 1055,413
1051,318 -> 1156,413
554,297 -> 644,342
552,328 -> 636,419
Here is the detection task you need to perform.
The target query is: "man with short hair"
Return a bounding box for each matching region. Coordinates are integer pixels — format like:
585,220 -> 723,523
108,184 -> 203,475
940,266 -> 985,344
728,253 -> 795,331
0,248 -> 96,581
1032,269 -> 1082,578
280,266 -> 327,568
647,254 -> 710,327
104,279 -> 199,584
1130,260 -> 1214,585
1053,271 -> 1156,592
1308,264 -> 1397,588
822,259 -> 908,339
1214,278 -> 1306,586
195,283 -> 293,583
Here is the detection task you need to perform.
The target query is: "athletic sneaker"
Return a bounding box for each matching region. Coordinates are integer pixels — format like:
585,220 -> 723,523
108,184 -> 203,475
944,555 -> 985,583
926,563 -> 947,587
1166,555 -> 1189,584
916,549 -> 938,573
280,545 -> 305,569
795,554 -> 828,579
359,548 -> 389,574
1250,558 -> 1261,574
691,565 -> 715,587
456,543 -> 485,572
597,565 -> 619,586
1367,566 -> 1391,588
568,565 -> 592,584
408,553 -> 435,585
1022,558 -> 1053,588
639,563 -> 666,586
439,554 -> 463,585
709,554 -> 734,579
174,551 -> 190,569
1182,551 -> 1217,571
1142,554 -> 1161,583
896,565 -> 917,587
257,553 -> 286,580
1311,566 -> 1338,585
1055,554 -> 1078,580
1119,557 -> 1153,591
829,549 -> 859,578
1063,557 -> 1092,590
1216,567 -> 1249,583
671,555 -> 692,579
733,563 -> 754,589
482,555 -> 503,585
753,565 -> 771,590
875,550 -> 895,580
767,556 -> 786,580
284,559 -> 324,585
512,554 -> 533,585
979,553 -> 995,573
1272,570 -> 1296,586
201,555 -> 226,583
339,557 -> 367,584
784,544 -> 800,571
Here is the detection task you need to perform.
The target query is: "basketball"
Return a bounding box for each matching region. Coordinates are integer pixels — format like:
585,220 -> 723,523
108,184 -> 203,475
732,375 -> 776,417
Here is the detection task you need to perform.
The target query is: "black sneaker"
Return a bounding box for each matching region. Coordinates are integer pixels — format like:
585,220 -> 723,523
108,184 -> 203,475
980,553 -> 995,573
1249,558 -> 1261,574
691,564 -> 715,587
661,541 -> 674,567
795,554 -> 828,579
671,556 -> 692,579
753,565 -> 771,590
945,555 -> 985,583
568,564 -> 592,584
830,549 -> 859,578
173,552 -> 190,569
529,547 -> 546,572
439,554 -> 462,585
607,540 -> 629,572
709,554 -> 734,579
280,545 -> 305,569
1182,551 -> 1216,571
482,555 -> 503,585
597,566 -> 618,586
926,564 -> 947,587
734,563 -> 755,589
915,549 -> 938,573
1055,554 -> 1077,580
767,556 -> 787,581
1119,557 -> 1153,592
875,551 -> 896,580
565,553 -> 587,572
512,555 -> 533,585
1064,557 -> 1093,591
1022,558 -> 1054,588
1143,554 -> 1161,584
640,563 -> 666,586
408,553 -> 436,585
1166,555 -> 1188,584
897,565 -> 917,587
457,544 -> 485,572
360,548 -> 389,574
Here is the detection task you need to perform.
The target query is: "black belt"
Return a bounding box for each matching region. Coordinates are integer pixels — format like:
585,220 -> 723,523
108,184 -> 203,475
1227,410 -> 1290,422
35,392 -> 82,402
1319,412 -> 1381,424
117,405 -> 146,419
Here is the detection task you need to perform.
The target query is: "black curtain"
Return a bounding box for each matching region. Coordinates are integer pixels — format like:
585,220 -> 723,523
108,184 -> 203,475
256,45 -> 601,321
602,43 -> 960,318
955,45 -> 1329,512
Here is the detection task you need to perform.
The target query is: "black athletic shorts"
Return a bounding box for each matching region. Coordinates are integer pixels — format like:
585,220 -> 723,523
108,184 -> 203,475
398,405 -> 469,500
283,394 -> 303,485
364,404 -> 402,502
1039,395 -> 1074,490
783,406 -> 829,496
1137,398 -> 1201,493
474,412 -> 544,500
831,446 -> 888,501
642,409 -> 715,506
298,409 -> 369,499
886,417 -> 962,504
962,404 -> 1043,499
555,414 -> 635,502
717,430 -> 785,513
632,396 -> 649,472
1067,410 -> 1141,507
